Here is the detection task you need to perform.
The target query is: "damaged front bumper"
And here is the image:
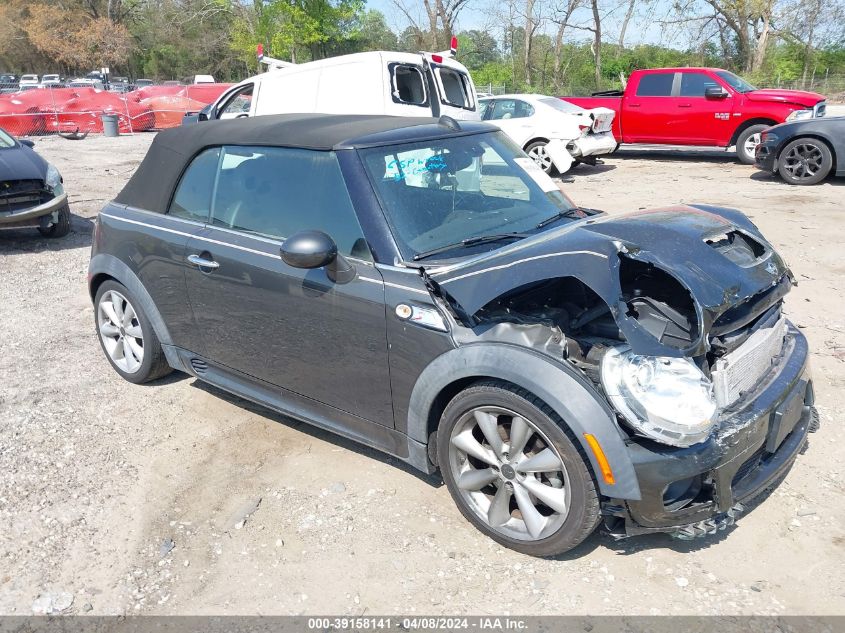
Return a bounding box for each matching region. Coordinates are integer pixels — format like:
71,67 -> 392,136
0,192 -> 68,230
603,322 -> 815,539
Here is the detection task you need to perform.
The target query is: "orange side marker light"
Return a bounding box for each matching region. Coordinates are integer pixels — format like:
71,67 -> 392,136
584,433 -> 615,485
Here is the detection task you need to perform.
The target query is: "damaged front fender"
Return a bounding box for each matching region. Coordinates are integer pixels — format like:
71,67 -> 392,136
427,204 -> 793,357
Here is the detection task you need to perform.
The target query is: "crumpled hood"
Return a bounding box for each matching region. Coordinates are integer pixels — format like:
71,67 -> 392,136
744,89 -> 824,108
427,204 -> 792,357
0,146 -> 47,182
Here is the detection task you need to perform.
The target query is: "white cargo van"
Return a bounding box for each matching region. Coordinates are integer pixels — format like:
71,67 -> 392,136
200,43 -> 479,123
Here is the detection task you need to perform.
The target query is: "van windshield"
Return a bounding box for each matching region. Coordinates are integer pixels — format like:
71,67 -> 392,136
359,131 -> 579,261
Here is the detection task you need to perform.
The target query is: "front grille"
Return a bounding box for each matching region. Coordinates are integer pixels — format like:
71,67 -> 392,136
0,180 -> 50,214
711,316 -> 787,407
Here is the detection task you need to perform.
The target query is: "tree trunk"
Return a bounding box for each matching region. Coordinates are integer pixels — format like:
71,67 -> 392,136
618,0 -> 635,50
523,0 -> 535,86
750,11 -> 771,72
422,0 -> 439,49
591,0 -> 601,88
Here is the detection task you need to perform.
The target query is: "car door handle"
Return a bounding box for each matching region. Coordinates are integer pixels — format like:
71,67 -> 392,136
678,103 -> 692,108
628,103 -> 640,107
187,254 -> 219,269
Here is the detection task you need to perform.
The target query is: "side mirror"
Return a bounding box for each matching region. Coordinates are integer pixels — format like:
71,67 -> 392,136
705,86 -> 728,99
19,139 -> 34,148
197,110 -> 209,122
280,230 -> 355,284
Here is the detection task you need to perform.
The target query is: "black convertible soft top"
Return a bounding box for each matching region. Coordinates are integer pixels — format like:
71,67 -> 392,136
114,113 -> 494,214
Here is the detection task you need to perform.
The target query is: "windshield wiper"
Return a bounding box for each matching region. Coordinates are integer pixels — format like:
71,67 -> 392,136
535,206 -> 596,229
412,232 -> 531,261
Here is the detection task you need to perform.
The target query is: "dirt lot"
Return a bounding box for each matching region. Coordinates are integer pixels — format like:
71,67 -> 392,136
1,132 -> 843,617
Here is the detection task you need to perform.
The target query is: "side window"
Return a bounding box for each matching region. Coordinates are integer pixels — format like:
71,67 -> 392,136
635,73 -> 675,97
478,100 -> 490,118
218,84 -> 253,118
490,99 -> 516,120
390,64 -> 427,106
679,72 -> 720,97
512,100 -> 535,118
436,67 -> 474,109
210,147 -> 371,260
168,147 -> 220,222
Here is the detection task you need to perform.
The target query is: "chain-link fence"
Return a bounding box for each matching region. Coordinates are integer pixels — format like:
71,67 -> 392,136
0,84 -> 225,138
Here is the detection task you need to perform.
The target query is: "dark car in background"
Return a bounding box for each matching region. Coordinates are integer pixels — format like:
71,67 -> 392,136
0,127 -> 70,237
755,116 -> 845,185
88,113 -> 817,556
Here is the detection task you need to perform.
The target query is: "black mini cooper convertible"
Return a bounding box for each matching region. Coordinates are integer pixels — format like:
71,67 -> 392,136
89,114 -> 817,556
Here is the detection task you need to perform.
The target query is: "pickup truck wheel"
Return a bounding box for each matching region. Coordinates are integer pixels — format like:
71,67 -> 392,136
777,138 -> 833,185
736,124 -> 768,164
437,380 -> 600,557
525,141 -> 556,175
37,204 -> 70,238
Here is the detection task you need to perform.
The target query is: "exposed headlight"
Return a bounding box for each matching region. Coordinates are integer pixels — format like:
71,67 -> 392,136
761,131 -> 779,143
45,163 -> 63,194
786,109 -> 813,121
601,346 -> 717,447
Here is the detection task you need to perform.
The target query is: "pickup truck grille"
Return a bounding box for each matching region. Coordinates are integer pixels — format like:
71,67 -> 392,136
0,179 -> 50,214
711,316 -> 787,408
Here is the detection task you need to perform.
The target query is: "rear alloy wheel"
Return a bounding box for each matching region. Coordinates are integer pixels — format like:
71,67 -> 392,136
38,204 -> 70,238
94,280 -> 172,384
777,138 -> 833,185
736,124 -> 769,165
437,381 -> 600,557
525,141 -> 555,175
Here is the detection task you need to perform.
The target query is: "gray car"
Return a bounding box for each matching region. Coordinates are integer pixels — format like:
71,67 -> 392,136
88,113 -> 817,556
0,127 -> 70,237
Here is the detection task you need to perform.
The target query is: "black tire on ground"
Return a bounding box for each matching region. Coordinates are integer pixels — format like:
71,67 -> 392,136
436,379 -> 601,557
524,140 -> 556,175
38,204 -> 71,238
93,280 -> 173,384
777,137 -> 834,186
736,124 -> 770,165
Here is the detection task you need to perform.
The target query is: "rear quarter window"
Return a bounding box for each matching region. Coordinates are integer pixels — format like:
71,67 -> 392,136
436,67 -> 474,109
390,64 -> 427,106
168,147 -> 221,222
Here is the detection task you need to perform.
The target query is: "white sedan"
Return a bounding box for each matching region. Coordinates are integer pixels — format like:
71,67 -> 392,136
479,94 -> 617,174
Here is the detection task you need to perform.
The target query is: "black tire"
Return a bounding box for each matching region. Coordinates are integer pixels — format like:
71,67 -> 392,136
736,124 -> 769,165
94,280 -> 172,384
38,204 -> 71,238
436,380 -> 600,557
777,137 -> 833,186
524,140 -> 556,175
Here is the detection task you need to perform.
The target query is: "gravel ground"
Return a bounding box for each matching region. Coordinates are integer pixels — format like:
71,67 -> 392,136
1,132 -> 843,617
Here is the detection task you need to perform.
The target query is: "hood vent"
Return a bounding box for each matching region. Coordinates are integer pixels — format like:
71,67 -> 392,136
189,358 -> 208,374
704,230 -> 765,267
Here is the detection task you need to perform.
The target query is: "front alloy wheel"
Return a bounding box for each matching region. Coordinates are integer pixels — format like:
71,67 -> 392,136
778,138 -> 833,185
437,381 -> 600,557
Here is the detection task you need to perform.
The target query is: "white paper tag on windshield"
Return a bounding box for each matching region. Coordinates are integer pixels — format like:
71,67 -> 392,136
514,157 -> 559,193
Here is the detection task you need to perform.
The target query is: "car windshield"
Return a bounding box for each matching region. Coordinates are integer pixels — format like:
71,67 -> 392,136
715,71 -> 756,93
0,128 -> 16,148
359,131 -> 579,261
540,97 -> 584,114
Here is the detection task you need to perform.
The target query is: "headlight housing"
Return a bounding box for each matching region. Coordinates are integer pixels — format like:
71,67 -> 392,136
601,346 -> 717,447
761,131 -> 779,143
786,109 -> 813,121
45,162 -> 64,194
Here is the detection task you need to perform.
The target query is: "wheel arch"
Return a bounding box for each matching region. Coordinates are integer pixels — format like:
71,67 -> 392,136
407,343 -> 642,500
523,137 -> 550,151
730,118 -> 778,147
88,253 -> 175,349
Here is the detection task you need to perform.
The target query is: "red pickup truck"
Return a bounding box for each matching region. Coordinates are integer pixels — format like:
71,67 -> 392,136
563,68 -> 827,164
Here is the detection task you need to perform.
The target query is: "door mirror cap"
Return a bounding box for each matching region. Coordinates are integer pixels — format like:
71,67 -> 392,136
705,86 -> 729,99
281,230 -> 338,269
19,139 -> 34,148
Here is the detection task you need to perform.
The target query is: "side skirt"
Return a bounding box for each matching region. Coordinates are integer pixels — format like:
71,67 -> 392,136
168,347 -> 435,475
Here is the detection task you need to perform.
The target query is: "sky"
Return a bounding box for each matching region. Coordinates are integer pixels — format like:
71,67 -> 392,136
366,0 -> 685,50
